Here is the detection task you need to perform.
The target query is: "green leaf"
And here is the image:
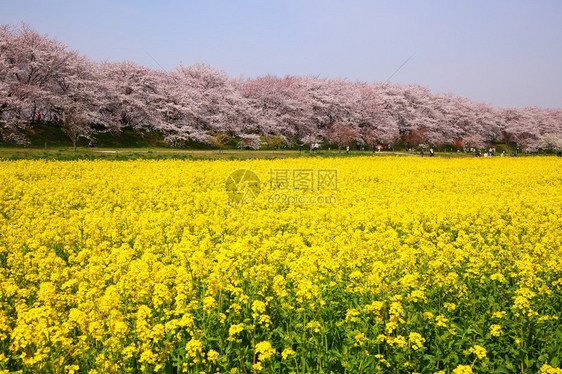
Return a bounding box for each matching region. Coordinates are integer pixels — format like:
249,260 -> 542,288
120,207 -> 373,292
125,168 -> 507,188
423,354 -> 436,363
493,366 -> 510,373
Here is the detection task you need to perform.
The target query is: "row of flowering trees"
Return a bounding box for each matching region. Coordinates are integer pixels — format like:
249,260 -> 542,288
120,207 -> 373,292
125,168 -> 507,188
1,24 -> 562,151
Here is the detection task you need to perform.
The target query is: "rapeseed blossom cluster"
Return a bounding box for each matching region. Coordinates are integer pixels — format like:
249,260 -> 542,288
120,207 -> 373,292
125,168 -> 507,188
0,157 -> 561,373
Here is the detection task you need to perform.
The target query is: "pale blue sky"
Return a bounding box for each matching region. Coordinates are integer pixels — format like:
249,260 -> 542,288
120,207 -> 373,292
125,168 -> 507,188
1,0 -> 561,108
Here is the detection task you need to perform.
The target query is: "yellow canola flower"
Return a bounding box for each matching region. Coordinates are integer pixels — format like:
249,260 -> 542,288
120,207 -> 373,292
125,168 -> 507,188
281,347 -> 296,360
207,349 -> 219,362
185,339 -> 203,359
453,365 -> 473,374
469,345 -> 487,360
306,320 -> 322,333
435,315 -> 449,327
409,332 -> 426,350
540,364 -> 562,374
492,311 -> 506,319
228,323 -> 244,339
254,341 -> 276,361
354,332 -> 368,346
0,157 -> 560,373
490,324 -> 503,337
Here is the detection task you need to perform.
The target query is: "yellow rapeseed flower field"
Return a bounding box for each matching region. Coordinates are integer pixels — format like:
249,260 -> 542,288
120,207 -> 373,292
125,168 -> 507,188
0,157 -> 561,373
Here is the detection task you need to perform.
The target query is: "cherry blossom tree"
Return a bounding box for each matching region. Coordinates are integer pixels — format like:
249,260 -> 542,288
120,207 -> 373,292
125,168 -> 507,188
0,24 -> 71,141
97,62 -> 165,133
62,105 -> 93,152
159,63 -> 251,145
236,134 -> 261,150
530,133 -> 562,153
463,134 -> 486,150
2,23 -> 561,150
0,24 -> 111,146
239,75 -> 314,141
207,130 -> 230,153
300,133 -> 323,151
264,134 -> 284,151
325,123 -> 360,152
